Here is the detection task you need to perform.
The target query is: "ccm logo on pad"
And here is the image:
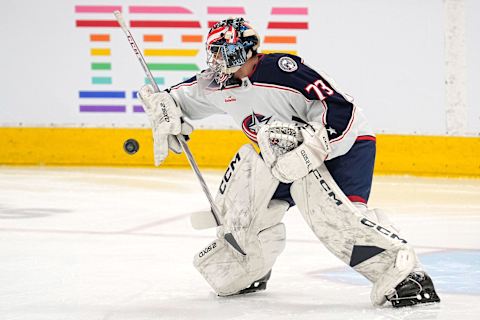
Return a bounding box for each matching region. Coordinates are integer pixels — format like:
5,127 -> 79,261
219,152 -> 241,195
361,218 -> 407,243
312,169 -> 343,206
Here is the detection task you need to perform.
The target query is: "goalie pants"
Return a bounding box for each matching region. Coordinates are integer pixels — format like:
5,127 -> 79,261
272,136 -> 376,207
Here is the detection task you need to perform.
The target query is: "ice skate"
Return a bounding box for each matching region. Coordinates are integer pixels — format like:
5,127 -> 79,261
387,272 -> 441,308
237,270 -> 272,295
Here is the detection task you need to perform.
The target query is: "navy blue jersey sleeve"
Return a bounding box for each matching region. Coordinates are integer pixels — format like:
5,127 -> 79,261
250,54 -> 355,142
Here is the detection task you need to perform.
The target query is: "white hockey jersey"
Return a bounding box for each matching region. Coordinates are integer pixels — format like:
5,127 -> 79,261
169,53 -> 374,160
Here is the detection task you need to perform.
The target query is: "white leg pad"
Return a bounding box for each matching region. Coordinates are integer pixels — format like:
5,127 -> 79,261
193,144 -> 289,295
193,221 -> 286,296
290,164 -> 417,306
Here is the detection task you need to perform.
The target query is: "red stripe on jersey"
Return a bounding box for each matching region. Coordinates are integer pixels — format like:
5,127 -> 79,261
356,135 -> 376,142
170,81 -> 197,91
347,195 -> 367,204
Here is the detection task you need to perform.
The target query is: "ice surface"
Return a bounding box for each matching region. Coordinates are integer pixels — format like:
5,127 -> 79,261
1,167 -> 479,319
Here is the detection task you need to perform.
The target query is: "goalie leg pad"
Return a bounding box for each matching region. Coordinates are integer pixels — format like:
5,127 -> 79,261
290,164 -> 417,306
193,144 -> 289,295
191,143 -> 281,230
193,221 -> 286,296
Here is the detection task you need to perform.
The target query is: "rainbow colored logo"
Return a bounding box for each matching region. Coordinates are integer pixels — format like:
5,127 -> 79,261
75,4 -> 309,113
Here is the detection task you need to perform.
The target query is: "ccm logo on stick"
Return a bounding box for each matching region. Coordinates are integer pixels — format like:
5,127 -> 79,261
312,169 -> 343,206
199,242 -> 217,258
219,152 -> 241,194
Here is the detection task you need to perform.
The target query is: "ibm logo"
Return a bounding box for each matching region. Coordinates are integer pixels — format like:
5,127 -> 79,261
75,4 -> 309,114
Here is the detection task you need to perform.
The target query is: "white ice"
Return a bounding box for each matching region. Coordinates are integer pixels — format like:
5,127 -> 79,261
1,166 -> 479,320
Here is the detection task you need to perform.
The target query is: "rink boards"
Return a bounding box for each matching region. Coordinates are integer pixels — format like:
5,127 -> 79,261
0,127 -> 479,177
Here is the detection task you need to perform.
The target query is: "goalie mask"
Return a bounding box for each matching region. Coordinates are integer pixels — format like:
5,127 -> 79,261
203,18 -> 260,86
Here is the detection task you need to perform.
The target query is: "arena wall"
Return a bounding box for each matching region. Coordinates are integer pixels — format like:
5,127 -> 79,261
1,0 -> 478,176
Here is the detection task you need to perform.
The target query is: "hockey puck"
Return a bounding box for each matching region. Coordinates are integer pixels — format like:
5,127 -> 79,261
123,139 -> 139,155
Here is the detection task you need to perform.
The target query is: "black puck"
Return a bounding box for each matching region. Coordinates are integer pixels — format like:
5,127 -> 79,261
123,139 -> 139,155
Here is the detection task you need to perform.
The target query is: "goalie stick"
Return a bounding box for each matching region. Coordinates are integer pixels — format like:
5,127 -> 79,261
113,11 -> 245,255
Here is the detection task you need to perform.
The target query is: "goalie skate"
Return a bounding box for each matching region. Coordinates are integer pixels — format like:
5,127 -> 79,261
387,272 -> 441,308
237,270 -> 272,295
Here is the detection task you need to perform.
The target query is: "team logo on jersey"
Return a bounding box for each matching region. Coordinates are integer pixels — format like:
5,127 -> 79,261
278,56 -> 298,72
241,112 -> 272,142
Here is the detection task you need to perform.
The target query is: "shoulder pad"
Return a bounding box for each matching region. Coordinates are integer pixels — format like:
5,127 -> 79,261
250,54 -> 321,99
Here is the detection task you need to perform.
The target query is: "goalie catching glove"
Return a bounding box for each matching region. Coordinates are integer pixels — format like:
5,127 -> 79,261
258,121 -> 331,183
138,85 -> 193,166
